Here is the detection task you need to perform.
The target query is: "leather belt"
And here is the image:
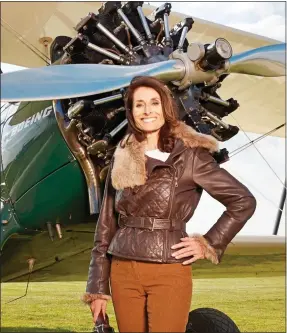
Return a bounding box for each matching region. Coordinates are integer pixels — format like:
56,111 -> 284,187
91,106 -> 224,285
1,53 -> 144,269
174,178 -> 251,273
118,215 -> 186,231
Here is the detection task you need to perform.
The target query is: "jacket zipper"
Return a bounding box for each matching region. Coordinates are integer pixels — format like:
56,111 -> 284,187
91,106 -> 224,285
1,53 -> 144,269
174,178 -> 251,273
168,165 -> 178,220
163,165 -> 178,263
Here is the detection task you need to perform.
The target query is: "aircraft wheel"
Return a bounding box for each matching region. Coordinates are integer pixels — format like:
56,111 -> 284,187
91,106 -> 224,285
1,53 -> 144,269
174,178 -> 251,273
186,307 -> 240,333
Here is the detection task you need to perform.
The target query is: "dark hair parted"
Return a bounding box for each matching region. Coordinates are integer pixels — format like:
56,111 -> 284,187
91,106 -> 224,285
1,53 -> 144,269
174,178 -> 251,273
123,76 -> 180,152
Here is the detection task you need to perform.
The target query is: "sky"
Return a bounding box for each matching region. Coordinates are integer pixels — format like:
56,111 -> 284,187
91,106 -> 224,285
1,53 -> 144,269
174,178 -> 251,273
1,1 -> 286,236
153,1 -> 285,42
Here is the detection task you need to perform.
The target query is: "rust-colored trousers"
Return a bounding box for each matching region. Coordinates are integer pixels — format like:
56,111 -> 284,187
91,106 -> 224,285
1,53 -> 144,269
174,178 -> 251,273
110,256 -> 192,332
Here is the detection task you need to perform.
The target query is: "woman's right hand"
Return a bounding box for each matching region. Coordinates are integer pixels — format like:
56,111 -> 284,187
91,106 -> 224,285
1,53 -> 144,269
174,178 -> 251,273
90,299 -> 108,323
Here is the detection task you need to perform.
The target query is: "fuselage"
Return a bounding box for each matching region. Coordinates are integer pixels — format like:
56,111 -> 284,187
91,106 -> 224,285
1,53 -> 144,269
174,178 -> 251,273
0,101 -> 93,249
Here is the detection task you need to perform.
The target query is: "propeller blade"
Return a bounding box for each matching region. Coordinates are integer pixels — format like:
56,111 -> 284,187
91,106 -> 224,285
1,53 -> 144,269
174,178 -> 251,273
1,61 -> 183,102
228,43 -> 286,77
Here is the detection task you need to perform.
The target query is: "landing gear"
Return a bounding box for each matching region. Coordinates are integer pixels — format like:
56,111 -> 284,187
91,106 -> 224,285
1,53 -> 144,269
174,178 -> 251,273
186,308 -> 240,333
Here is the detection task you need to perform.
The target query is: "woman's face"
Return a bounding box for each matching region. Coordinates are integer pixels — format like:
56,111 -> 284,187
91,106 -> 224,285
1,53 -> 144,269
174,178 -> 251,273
132,86 -> 165,133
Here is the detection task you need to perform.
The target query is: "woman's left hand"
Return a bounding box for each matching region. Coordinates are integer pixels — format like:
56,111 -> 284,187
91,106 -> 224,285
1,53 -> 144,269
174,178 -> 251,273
171,237 -> 205,265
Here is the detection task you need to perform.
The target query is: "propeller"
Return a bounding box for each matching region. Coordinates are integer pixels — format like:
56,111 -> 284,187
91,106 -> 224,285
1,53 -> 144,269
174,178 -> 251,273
1,43 -> 285,103
228,43 -> 285,76
1,61 -> 183,102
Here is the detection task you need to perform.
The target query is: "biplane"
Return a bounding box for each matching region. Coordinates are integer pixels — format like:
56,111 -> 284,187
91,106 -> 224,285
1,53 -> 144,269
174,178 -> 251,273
1,2 -> 285,332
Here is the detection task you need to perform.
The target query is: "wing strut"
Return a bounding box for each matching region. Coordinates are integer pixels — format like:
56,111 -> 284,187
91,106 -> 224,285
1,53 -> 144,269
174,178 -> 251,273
273,179 -> 286,235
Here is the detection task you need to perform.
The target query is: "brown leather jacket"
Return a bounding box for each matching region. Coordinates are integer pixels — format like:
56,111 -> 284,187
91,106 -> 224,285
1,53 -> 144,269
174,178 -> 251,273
83,122 -> 256,303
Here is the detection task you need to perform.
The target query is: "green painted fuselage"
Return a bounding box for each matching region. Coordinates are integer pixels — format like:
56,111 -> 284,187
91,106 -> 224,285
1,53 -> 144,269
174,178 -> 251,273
0,101 -> 94,249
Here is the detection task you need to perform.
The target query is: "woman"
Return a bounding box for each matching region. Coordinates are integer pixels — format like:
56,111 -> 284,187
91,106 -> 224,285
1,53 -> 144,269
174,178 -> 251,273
83,76 -> 256,332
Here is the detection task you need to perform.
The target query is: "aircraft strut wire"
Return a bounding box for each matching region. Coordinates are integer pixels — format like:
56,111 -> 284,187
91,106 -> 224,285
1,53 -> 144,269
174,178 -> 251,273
226,122 -> 286,212
226,165 -> 285,213
1,18 -> 50,60
1,19 -> 50,65
229,117 -> 286,189
229,123 -> 285,158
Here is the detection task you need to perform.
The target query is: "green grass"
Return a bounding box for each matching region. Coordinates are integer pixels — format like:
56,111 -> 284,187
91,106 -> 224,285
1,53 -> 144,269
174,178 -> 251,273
1,276 -> 285,332
1,231 -> 285,332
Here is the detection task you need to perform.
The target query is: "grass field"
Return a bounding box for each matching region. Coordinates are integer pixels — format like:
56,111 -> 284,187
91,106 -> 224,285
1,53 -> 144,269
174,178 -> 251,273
1,275 -> 285,332
1,232 -> 286,332
2,256 -> 286,332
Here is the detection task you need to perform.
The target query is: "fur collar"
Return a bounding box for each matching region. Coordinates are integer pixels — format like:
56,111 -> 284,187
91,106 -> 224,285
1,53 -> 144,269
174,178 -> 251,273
111,121 -> 219,190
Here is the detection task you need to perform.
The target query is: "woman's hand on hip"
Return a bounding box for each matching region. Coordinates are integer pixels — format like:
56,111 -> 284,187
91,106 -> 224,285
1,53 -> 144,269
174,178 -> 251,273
171,237 -> 205,264
90,299 -> 107,323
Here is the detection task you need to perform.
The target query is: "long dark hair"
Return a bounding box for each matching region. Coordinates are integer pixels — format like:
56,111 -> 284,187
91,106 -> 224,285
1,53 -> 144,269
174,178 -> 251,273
123,76 -> 179,152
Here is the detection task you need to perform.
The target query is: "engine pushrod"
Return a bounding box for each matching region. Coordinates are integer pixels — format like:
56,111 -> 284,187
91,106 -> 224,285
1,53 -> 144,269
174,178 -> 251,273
110,119 -> 128,137
163,13 -> 171,45
178,26 -> 189,50
137,6 -> 154,42
206,95 -> 230,107
96,22 -> 133,56
93,93 -> 123,106
205,110 -> 229,129
87,42 -> 125,63
117,8 -> 145,45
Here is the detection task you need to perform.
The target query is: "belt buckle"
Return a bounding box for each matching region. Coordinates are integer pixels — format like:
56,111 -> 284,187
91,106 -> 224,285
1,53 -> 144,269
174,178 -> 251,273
169,219 -> 175,232
149,218 -> 155,231
118,214 -> 126,229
